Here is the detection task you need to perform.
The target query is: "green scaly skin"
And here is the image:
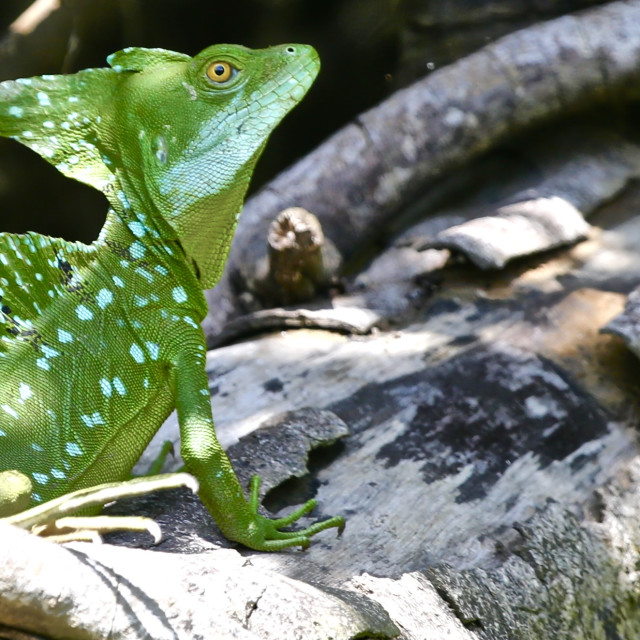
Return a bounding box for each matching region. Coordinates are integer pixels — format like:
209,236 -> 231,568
0,44 -> 344,551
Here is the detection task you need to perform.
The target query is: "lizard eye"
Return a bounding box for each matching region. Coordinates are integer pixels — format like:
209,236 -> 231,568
206,61 -> 237,84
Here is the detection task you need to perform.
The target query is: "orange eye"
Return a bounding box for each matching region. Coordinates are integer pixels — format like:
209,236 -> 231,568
206,61 -> 235,83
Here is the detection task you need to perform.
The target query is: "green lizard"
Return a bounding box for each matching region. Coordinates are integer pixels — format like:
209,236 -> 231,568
0,43 -> 344,550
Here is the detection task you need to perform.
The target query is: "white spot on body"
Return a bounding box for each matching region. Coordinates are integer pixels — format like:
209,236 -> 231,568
58,328 -> 74,343
37,92 -> 51,107
181,81 -> 198,100
183,316 -> 198,329
81,412 -> 104,428
1,404 -> 18,419
99,378 -> 112,397
96,288 -> 113,309
41,345 -> 60,358
154,135 -> 168,163
66,442 -> 82,457
172,286 -> 188,303
113,377 -> 126,395
76,304 -> 93,321
128,221 -> 146,237
130,343 -> 145,363
146,342 -> 160,360
116,190 -> 131,210
32,472 -> 49,485
135,267 -> 154,283
130,242 -> 145,259
19,383 -> 32,402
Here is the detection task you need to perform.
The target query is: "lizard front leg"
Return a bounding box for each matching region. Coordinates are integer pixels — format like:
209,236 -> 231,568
172,349 -> 344,551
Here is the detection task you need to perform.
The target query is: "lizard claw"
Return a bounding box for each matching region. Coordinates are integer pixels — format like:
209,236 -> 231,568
238,475 -> 345,551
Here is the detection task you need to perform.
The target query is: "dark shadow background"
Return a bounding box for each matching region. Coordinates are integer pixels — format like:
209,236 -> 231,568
0,0 -> 399,241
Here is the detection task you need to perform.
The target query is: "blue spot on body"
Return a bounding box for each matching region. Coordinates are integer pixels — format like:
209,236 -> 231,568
146,342 -> 160,360
135,267 -> 154,283
99,378 -> 112,397
130,343 -> 145,363
128,221 -> 146,237
1,404 -> 18,419
183,316 -> 198,328
65,442 -> 83,457
41,345 -> 60,358
81,412 -> 105,428
113,377 -> 127,395
76,304 -> 94,321
96,288 -> 113,309
19,383 -> 32,401
130,242 -> 145,259
58,329 -> 74,343
32,472 -> 49,485
172,286 -> 188,303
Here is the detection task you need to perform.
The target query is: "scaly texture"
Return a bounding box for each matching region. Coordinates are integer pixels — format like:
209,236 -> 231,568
0,43 -> 344,550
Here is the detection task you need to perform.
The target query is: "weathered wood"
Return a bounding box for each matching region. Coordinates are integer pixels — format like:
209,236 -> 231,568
431,128 -> 640,269
4,4 -> 640,638
5,189 -> 640,636
205,0 -> 640,336
0,522 -> 398,640
398,0 -> 611,81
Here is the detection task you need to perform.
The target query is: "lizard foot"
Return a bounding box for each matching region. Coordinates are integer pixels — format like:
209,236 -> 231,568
1,472 -> 198,543
237,475 -> 345,551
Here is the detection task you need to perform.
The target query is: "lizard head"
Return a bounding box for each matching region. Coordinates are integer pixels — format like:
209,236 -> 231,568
0,44 -> 320,287
109,43 -> 320,285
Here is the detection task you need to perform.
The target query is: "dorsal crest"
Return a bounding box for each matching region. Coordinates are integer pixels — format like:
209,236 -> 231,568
0,47 -> 191,192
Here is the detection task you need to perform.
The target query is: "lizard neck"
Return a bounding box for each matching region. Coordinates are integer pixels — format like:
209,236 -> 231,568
95,179 -> 208,321
103,169 -> 243,290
